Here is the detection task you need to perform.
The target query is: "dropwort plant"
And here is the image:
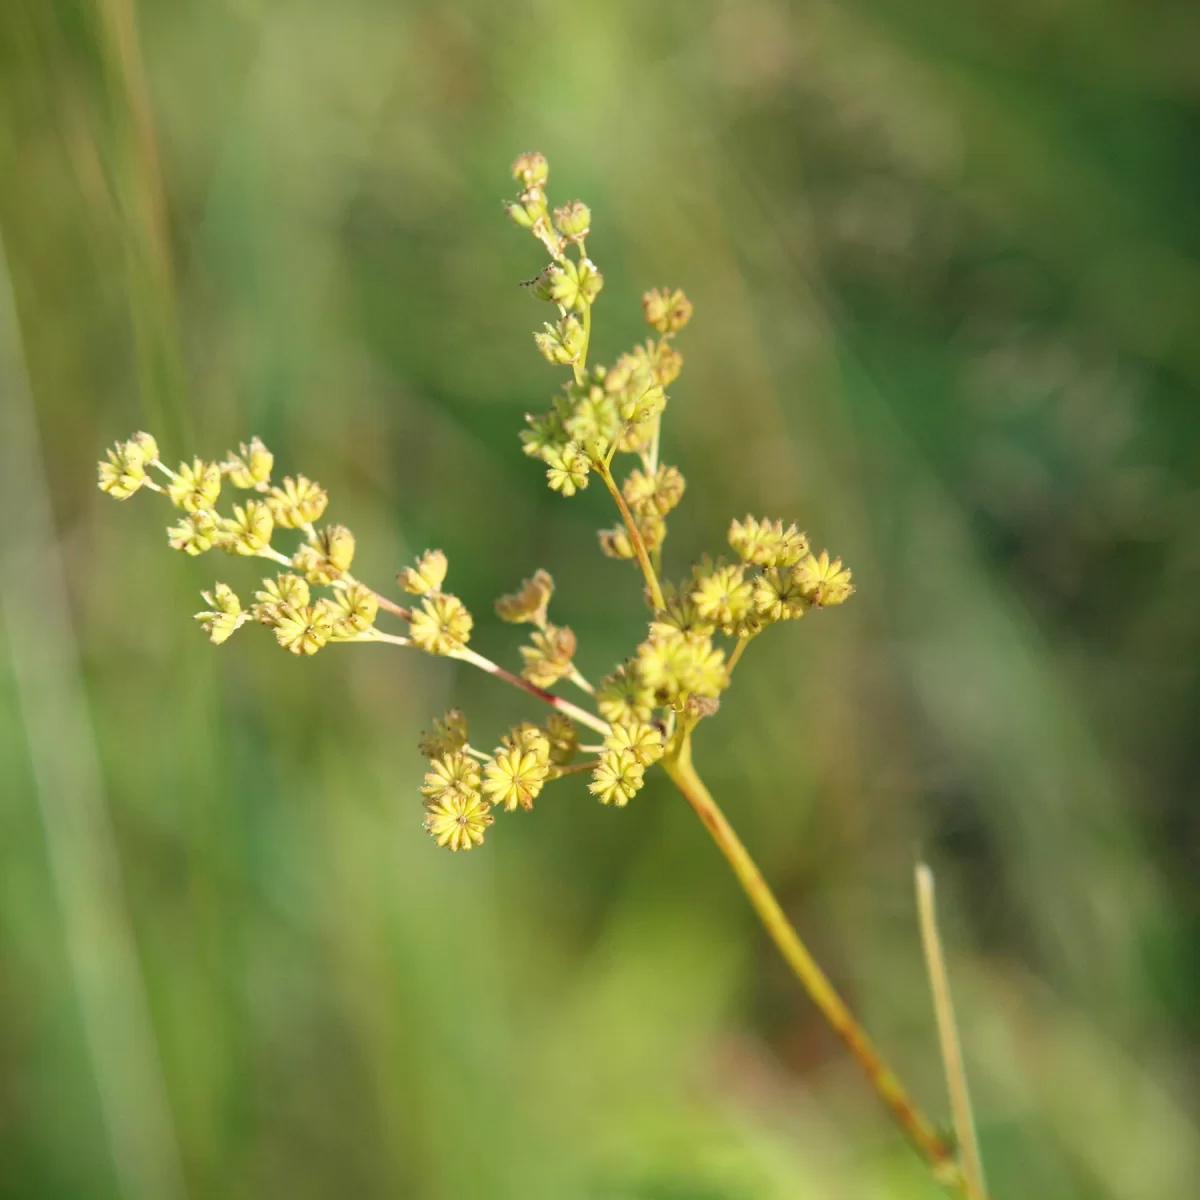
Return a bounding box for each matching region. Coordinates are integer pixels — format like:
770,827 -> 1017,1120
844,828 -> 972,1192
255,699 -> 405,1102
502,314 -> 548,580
99,152 -> 987,1198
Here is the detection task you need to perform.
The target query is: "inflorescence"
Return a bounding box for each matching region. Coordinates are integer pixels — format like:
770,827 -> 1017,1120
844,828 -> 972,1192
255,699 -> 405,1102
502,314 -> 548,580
98,151 -> 853,852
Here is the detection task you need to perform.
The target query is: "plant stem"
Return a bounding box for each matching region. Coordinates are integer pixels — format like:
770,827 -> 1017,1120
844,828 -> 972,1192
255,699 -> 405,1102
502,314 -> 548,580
727,633 -> 755,674
371,591 -> 412,621
661,734 -> 965,1187
917,864 -> 987,1200
449,644 -> 610,737
597,461 -> 665,612
567,664 -> 596,695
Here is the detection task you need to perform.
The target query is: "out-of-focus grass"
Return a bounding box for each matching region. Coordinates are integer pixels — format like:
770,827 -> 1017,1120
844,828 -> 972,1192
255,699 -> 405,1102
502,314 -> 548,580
2,1 -> 1198,1197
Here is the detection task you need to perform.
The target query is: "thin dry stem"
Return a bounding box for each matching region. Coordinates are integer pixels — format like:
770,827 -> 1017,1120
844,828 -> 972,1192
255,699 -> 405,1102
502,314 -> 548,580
917,864 -> 987,1200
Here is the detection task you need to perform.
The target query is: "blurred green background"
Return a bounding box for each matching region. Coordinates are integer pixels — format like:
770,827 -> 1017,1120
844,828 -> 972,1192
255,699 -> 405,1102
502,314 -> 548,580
2,1 -> 1198,1197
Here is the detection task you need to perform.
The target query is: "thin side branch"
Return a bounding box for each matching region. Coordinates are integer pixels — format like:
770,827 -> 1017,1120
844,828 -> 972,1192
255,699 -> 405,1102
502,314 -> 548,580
917,864 -> 987,1200
597,461 -> 665,611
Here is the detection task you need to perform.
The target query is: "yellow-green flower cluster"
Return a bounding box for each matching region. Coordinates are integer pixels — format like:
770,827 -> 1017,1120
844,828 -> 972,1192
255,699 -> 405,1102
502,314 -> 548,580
99,158 -> 862,868
98,432 -> 379,655
421,746 -> 493,852
400,550 -> 473,655
482,725 -> 551,812
510,166 -> 694,578
494,568 -> 583,691
726,516 -> 854,619
97,432 -> 160,500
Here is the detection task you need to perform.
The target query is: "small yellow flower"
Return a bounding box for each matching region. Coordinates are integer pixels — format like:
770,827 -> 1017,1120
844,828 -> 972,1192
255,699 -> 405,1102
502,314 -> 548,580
651,341 -> 683,387
589,749 -> 644,806
409,593 -> 473,655
596,664 -> 654,725
424,789 -> 493,852
221,437 -> 273,490
220,500 -> 275,556
543,712 -> 579,765
482,743 -> 549,812
794,551 -> 854,607
194,583 -> 246,645
418,710 -> 470,759
641,287 -> 693,334
563,385 -> 618,449
294,524 -> 355,584
691,563 -> 754,634
604,720 -> 664,767
273,603 -> 334,656
548,257 -> 603,310
534,315 -> 587,366
753,568 -> 809,622
422,750 -> 482,800
552,200 -> 591,241
399,550 -> 448,596
267,475 -> 328,528
254,573 -> 310,622
511,151 -> 549,189
542,442 -> 590,496
623,465 -> 685,517
637,628 -> 727,702
519,624 -> 577,688
495,569 -> 554,625
729,516 -> 809,568
502,723 -> 552,764
167,511 -> 220,556
167,458 -> 222,513
97,438 -> 151,499
326,581 -> 378,636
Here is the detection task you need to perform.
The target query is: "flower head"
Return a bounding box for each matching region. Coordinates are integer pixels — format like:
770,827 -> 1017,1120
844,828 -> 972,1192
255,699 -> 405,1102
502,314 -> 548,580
221,437 -> 273,490
794,551 -> 854,607
729,516 -> 809,568
422,750 -> 482,800
326,581 -> 378,636
542,442 -> 590,496
399,549 -> 448,596
623,465 -> 685,518
589,749 -> 644,806
534,315 -> 586,366
553,200 -> 592,242
167,511 -> 220,556
97,436 -> 155,500
194,583 -> 246,645
418,710 -> 470,759
267,475 -> 328,528
482,742 -> 550,812
519,624 -> 577,688
753,568 -> 809,622
495,569 -> 554,626
294,524 -> 355,584
543,712 -> 579,765
409,593 -> 473,655
424,789 -> 493,852
641,287 -> 693,334
691,563 -> 754,635
548,257 -> 603,311
254,573 -> 310,622
272,603 -> 335,656
219,500 -> 274,556
604,720 -> 664,767
167,458 -> 222,513
596,663 -> 655,725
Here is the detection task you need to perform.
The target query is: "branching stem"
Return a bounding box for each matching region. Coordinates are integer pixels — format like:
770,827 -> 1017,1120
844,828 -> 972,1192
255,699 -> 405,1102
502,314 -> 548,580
449,644 -> 610,737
